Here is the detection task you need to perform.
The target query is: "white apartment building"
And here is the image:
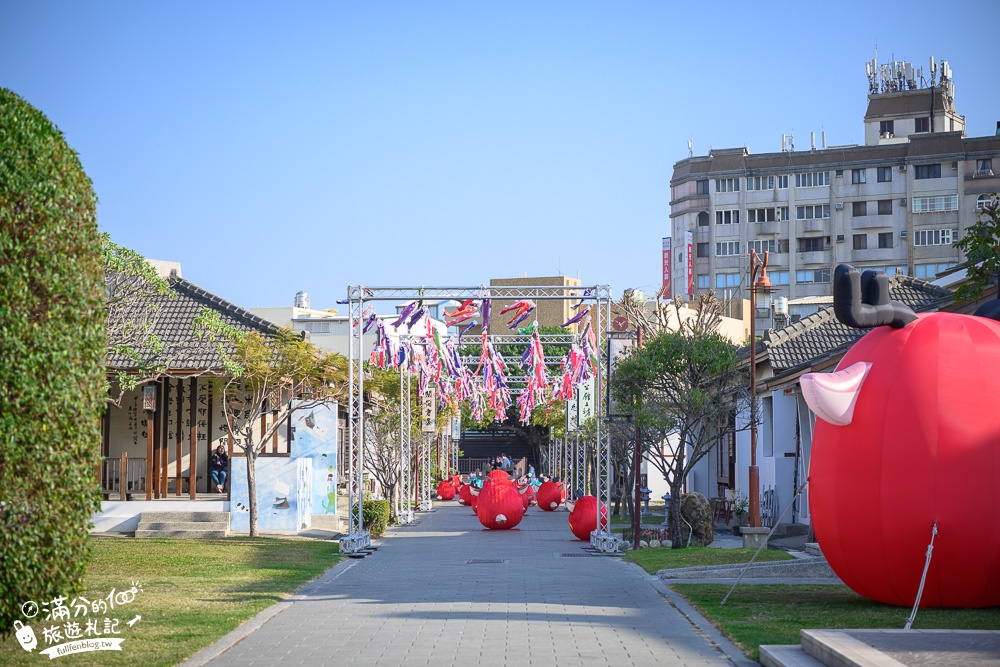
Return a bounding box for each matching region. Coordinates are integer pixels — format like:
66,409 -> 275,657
669,58 -> 1000,319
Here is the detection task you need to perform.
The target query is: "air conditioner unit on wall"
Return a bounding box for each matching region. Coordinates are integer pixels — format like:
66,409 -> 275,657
899,164 -> 907,172
835,202 -> 844,210
900,198 -> 907,206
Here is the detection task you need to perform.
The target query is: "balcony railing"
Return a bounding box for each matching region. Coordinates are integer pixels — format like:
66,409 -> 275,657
973,169 -> 995,179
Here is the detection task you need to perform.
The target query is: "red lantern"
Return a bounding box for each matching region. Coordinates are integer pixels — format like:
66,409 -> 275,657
567,495 -> 603,541
803,311 -> 1000,607
475,479 -> 525,530
536,480 -> 562,511
436,480 -> 456,500
458,483 -> 473,506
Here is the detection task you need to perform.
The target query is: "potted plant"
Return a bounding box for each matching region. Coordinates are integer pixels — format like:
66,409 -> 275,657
732,494 -> 749,533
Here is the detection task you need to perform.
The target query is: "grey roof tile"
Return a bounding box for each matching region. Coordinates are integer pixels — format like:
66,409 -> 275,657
745,274 -> 953,374
107,276 -> 282,372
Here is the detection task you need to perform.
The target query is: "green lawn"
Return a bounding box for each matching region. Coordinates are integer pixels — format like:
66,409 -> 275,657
0,537 -> 340,667
673,584 -> 1000,662
626,546 -> 793,574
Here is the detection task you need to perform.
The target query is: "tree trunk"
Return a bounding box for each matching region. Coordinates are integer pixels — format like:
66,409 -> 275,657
246,450 -> 258,537
669,479 -> 684,549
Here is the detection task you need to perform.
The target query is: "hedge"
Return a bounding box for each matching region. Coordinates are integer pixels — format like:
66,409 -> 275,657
0,89 -> 106,635
362,499 -> 391,538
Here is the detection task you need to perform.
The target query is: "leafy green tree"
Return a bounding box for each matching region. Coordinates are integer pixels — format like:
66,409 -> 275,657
102,234 -> 174,403
611,296 -> 750,548
194,310 -> 347,536
0,89 -> 106,633
954,194 -> 1000,304
363,368 -> 421,519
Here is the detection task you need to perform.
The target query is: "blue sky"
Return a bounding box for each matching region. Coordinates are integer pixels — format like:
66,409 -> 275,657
2,1 -> 995,311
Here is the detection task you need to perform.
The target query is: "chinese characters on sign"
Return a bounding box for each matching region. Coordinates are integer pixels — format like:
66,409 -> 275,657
13,582 -> 143,659
420,385 -> 437,433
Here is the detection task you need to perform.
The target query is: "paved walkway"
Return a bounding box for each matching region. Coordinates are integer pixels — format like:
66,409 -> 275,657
184,502 -> 756,666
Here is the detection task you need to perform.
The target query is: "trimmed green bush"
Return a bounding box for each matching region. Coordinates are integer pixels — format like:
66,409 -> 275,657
362,499 -> 391,538
0,89 -> 106,635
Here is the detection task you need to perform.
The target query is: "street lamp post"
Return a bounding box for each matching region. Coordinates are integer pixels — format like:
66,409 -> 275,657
747,250 -> 774,529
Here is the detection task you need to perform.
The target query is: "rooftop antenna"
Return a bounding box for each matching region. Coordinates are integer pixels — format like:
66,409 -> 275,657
789,131 -> 795,152
930,56 -> 937,85
687,136 -> 693,158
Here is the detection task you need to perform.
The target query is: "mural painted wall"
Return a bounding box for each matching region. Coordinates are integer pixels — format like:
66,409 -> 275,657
230,457 -> 311,533
288,401 -> 338,518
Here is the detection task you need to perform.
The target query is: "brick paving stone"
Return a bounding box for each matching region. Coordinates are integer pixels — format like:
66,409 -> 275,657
187,503 -> 754,667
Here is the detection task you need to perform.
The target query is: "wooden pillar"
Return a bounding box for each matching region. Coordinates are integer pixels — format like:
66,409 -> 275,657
189,377 -> 198,500
175,379 -> 183,497
160,380 -> 170,498
146,407 -> 154,501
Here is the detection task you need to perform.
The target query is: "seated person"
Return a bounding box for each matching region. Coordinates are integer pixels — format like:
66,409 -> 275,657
210,445 -> 229,493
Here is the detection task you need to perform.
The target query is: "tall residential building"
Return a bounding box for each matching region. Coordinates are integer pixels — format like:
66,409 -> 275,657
668,57 -> 999,321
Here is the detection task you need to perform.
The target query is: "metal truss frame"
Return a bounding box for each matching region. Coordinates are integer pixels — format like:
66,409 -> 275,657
340,284 -> 620,554
397,366 -> 415,525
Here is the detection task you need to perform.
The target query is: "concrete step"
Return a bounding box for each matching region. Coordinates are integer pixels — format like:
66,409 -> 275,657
760,644 -> 826,667
138,511 -> 229,523
135,511 -> 230,538
136,521 -> 229,532
135,529 -> 229,539
657,556 -> 837,579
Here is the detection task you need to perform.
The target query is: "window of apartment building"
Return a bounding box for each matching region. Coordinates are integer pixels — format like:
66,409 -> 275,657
795,171 -> 830,187
696,242 -> 709,258
697,211 -> 710,226
852,201 -> 869,217
715,178 -> 740,192
914,117 -> 930,133
716,209 -> 740,224
769,270 -> 790,285
877,199 -> 893,215
697,274 -> 710,289
796,204 -> 831,220
912,195 -> 958,213
796,268 -> 832,283
914,262 -> 955,279
696,179 -> 710,195
876,166 -> 892,182
915,163 -> 941,179
797,236 -> 829,252
299,321 -> 331,334
865,265 -> 905,276
851,168 -> 867,184
880,120 -> 894,137
716,241 -> 741,257
976,159 -> 994,176
748,207 -> 776,223
878,232 -> 894,249
853,234 -> 868,250
776,174 -> 789,189
913,228 -> 954,246
978,194 -> 998,210
716,273 -> 740,288
746,176 -> 774,191
748,239 -> 776,255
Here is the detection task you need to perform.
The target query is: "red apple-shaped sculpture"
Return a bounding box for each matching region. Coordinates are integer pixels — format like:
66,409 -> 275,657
458,483 -> 473,506
536,480 -> 562,511
802,269 -> 1000,608
436,480 -> 456,500
566,495 -> 602,541
475,479 -> 524,530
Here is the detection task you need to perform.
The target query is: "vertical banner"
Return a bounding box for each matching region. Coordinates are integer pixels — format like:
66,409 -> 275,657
566,391 -> 579,432
661,237 -> 671,297
685,230 -> 694,296
420,386 -> 437,433
451,417 -> 461,440
577,376 -> 595,425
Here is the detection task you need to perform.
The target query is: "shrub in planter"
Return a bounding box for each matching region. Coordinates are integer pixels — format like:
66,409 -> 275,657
362,499 -> 391,538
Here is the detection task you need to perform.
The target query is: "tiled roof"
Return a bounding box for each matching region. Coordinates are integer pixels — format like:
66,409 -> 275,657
746,275 -> 953,376
107,276 -> 282,372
